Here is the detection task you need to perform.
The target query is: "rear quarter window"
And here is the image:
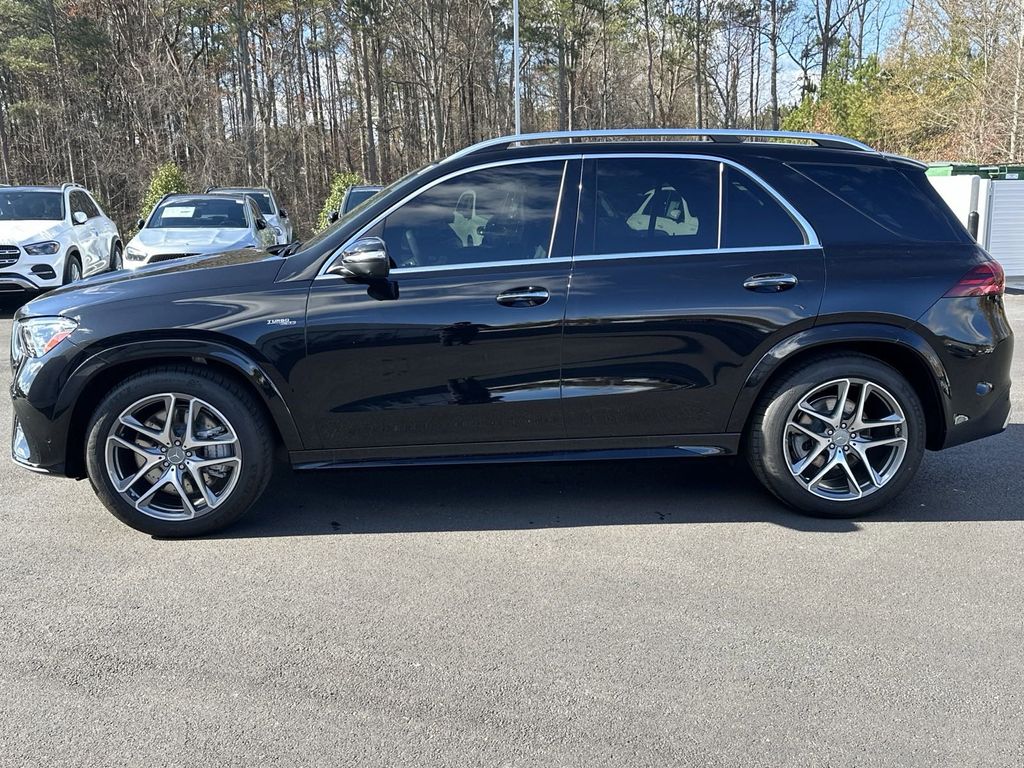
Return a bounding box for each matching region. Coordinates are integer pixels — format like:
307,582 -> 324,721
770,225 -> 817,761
788,162 -> 962,243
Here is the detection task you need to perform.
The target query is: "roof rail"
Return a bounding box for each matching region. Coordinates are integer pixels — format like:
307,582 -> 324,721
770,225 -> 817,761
60,182 -> 85,191
447,128 -> 874,162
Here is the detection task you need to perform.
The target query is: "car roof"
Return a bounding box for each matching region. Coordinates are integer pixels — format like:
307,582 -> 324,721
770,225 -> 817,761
162,193 -> 251,202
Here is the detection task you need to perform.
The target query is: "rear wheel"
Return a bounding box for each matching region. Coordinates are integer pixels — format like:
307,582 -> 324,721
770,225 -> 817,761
85,366 -> 274,536
747,354 -> 926,517
110,242 -> 123,271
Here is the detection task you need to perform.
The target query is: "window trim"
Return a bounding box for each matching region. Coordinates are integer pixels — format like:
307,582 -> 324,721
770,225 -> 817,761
316,152 -> 818,280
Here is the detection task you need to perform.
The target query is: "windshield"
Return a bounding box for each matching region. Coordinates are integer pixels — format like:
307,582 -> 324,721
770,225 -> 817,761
149,198 -> 249,229
216,190 -> 274,215
0,191 -> 64,221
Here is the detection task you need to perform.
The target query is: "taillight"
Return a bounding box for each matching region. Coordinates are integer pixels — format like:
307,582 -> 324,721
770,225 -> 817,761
944,261 -> 1005,297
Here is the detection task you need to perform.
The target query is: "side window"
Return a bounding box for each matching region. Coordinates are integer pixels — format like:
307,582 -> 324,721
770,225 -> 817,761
721,166 -> 805,248
69,191 -> 87,219
378,161 -> 565,269
81,193 -> 101,218
586,157 -> 720,255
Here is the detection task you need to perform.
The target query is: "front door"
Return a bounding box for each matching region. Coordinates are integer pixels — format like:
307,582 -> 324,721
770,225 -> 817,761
299,159 -> 579,452
562,155 -> 825,440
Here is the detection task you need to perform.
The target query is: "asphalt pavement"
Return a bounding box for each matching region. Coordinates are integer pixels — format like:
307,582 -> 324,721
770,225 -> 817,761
1,293 -> 1023,767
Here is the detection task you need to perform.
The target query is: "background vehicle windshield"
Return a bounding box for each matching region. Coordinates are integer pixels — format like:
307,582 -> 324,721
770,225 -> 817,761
0,191 -> 64,221
150,198 -> 249,229
218,190 -> 274,215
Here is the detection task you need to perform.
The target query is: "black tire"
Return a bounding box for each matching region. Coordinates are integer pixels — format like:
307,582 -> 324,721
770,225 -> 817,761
746,354 -> 926,518
63,253 -> 82,285
84,365 -> 274,537
110,242 -> 123,271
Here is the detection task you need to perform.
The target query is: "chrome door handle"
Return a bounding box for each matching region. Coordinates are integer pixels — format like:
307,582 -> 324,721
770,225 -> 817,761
496,287 -> 550,307
743,273 -> 799,292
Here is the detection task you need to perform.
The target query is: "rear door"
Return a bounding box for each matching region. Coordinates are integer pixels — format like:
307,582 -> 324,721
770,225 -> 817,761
68,190 -> 103,274
562,155 -> 825,440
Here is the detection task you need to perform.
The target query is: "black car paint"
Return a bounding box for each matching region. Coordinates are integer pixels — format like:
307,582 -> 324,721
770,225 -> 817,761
10,141 -> 1013,478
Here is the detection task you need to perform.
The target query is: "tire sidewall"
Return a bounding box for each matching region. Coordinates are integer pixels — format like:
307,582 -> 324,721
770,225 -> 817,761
63,253 -> 82,285
753,356 -> 926,518
85,369 -> 273,537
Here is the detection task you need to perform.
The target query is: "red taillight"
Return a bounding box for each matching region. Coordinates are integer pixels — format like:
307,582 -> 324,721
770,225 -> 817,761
944,261 -> 1005,297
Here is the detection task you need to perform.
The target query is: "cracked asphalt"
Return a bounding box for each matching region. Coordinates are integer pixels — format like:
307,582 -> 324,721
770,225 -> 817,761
1,293 -> 1022,767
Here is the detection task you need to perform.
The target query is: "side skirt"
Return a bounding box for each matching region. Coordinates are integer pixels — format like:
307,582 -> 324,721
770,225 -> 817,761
290,433 -> 741,471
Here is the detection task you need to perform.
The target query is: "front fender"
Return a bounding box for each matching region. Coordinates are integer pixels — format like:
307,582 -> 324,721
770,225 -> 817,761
726,322 -> 952,434
59,337 -> 304,451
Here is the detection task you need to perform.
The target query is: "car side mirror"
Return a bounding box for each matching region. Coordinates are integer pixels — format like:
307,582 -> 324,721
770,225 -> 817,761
279,209 -> 288,219
326,237 -> 390,280
72,211 -> 88,225
328,210 -> 340,224
136,217 -> 145,230
255,219 -> 267,230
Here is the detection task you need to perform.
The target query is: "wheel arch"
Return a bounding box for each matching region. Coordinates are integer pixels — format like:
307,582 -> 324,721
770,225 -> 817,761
729,323 -> 952,451
61,340 -> 303,478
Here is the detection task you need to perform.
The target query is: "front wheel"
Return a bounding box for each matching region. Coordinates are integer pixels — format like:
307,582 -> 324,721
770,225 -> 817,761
85,366 -> 274,536
747,354 -> 926,517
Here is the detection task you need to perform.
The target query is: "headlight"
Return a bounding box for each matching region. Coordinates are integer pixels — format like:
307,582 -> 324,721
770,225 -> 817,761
124,245 -> 146,261
14,317 -> 79,359
23,241 -> 60,256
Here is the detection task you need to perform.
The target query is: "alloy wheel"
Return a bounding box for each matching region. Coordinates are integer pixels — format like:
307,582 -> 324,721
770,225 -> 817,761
784,378 -> 908,501
104,393 -> 242,520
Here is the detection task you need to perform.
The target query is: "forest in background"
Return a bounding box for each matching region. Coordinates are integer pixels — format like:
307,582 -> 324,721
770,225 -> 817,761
1,0 -> 1023,234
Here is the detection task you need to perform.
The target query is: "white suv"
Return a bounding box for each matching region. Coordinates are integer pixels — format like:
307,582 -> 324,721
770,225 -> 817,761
0,184 -> 121,293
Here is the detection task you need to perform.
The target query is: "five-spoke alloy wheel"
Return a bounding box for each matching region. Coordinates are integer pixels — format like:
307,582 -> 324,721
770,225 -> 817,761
748,354 -> 925,517
86,366 -> 274,536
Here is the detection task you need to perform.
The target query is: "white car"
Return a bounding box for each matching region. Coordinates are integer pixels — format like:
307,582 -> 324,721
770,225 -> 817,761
123,193 -> 278,269
206,186 -> 293,245
0,183 -> 121,293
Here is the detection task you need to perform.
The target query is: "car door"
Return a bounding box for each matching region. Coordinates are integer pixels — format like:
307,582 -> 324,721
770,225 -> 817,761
248,199 -> 276,249
561,155 -> 825,440
299,158 -> 579,453
87,192 -> 119,266
68,190 -> 103,274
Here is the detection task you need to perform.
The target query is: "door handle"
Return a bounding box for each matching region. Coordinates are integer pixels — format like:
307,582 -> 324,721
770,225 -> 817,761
743,273 -> 799,292
496,287 -> 549,307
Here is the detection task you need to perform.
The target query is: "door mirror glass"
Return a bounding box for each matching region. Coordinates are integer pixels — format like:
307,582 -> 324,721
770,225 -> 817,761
136,217 -> 145,230
255,218 -> 267,230
327,237 -> 390,280
72,211 -> 88,225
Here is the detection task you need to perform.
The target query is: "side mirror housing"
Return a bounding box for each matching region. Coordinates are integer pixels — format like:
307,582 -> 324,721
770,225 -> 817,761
136,217 -> 145,230
255,219 -> 267,230
279,209 -> 288,219
72,211 -> 88,225
328,210 -> 340,224
326,237 -> 390,280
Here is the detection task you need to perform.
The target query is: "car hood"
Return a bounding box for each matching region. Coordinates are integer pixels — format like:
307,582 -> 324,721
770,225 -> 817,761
133,228 -> 252,250
18,248 -> 285,319
0,220 -> 66,244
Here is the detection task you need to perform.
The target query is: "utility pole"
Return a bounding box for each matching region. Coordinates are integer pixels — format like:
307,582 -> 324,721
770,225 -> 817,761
513,0 -> 521,134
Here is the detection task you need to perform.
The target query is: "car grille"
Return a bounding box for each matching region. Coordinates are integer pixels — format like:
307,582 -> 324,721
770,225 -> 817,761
149,252 -> 199,264
0,246 -> 20,267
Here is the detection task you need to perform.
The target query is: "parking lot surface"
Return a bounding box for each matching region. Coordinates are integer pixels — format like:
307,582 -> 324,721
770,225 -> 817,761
1,293 -> 1023,767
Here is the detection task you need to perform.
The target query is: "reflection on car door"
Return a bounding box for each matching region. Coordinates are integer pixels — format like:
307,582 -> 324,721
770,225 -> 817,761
562,156 -> 825,441
298,159 -> 580,454
69,190 -> 104,274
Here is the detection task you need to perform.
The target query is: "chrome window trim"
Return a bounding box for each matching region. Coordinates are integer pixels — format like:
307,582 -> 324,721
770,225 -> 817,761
315,151 -> 819,281
316,155 -> 577,280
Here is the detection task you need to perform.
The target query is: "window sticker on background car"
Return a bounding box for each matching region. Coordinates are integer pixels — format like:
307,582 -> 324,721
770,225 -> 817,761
162,206 -> 196,218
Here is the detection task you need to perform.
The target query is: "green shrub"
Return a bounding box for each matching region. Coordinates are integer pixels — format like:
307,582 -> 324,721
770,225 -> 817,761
317,171 -> 365,232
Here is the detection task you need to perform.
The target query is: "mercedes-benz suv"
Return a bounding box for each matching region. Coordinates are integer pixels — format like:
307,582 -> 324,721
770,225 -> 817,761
0,183 -> 121,292
9,129 -> 1013,537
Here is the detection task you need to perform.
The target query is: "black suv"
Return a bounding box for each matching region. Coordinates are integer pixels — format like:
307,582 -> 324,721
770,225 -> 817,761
9,129 -> 1013,536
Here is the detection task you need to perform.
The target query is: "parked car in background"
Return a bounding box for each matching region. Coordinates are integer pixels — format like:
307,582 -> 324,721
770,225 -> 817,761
0,183 -> 121,292
207,186 -> 293,244
332,185 -> 383,221
123,193 -> 277,268
9,129 -> 1013,537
